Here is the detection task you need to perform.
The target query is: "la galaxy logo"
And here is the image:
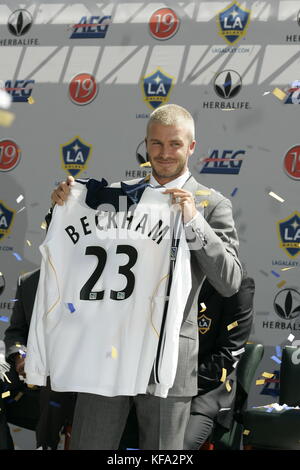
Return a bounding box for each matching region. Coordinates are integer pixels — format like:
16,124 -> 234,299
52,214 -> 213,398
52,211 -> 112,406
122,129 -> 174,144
70,15 -> 111,39
198,314 -> 211,334
3,79 -> 34,102
217,1 -> 251,45
284,81 -> 300,104
61,136 -> 92,177
0,201 -> 15,242
142,68 -> 174,110
277,211 -> 300,258
200,149 -> 245,174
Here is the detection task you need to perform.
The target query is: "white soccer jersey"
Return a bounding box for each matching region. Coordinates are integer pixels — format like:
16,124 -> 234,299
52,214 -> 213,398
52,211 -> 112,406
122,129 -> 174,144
25,182 -> 191,398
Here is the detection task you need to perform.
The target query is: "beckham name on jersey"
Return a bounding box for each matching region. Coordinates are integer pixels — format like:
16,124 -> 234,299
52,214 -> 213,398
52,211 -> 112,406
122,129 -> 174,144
64,210 -> 179,246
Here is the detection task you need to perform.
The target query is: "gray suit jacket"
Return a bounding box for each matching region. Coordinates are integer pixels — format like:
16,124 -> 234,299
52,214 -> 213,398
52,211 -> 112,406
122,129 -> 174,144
119,175 -> 242,398
150,176 -> 242,397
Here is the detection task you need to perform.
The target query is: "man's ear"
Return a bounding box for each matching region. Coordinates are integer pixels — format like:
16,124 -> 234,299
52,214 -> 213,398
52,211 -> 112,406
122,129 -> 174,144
189,140 -> 196,156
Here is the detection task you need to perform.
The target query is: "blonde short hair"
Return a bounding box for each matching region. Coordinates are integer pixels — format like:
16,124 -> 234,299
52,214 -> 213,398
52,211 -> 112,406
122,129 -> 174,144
147,104 -> 195,141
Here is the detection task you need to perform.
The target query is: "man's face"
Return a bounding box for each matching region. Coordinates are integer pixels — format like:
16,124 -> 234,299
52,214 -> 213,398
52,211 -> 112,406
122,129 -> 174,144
146,121 -> 196,184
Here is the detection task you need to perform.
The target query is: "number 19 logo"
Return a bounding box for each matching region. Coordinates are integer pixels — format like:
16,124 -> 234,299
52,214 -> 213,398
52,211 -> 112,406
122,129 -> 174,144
149,8 -> 180,40
68,73 -> 98,105
0,140 -> 21,172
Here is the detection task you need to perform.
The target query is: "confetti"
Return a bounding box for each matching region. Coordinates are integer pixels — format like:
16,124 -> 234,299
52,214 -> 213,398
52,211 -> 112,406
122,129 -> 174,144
18,349 -> 26,358
144,174 -> 151,182
276,345 -> 282,357
41,222 -> 47,230
0,316 -> 9,322
0,110 -> 15,127
259,270 -> 269,277
15,343 -> 21,348
262,372 -> 274,379
256,379 -> 265,385
17,206 -> 26,214
195,190 -> 211,196
13,252 -> 22,261
271,270 -> 280,278
288,334 -> 295,342
1,391 -> 10,399
199,302 -> 206,313
49,401 -> 61,408
263,91 -> 270,96
66,303 -> 75,313
26,240 -> 32,246
140,162 -> 151,167
243,429 -> 250,435
220,368 -> 227,383
277,280 -> 286,288
227,321 -> 238,331
269,191 -> 284,203
231,187 -> 238,197
271,355 -> 281,364
198,200 -> 209,208
27,96 -> 35,104
16,195 -> 24,203
14,392 -> 24,402
272,87 -> 286,101
225,380 -> 231,392
27,384 -> 38,389
111,346 -> 118,359
281,267 -> 296,272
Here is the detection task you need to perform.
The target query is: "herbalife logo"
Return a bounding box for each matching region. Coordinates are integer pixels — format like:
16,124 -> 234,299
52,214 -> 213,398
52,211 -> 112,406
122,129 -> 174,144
8,9 -> 33,37
274,288 -> 300,320
214,70 -> 242,99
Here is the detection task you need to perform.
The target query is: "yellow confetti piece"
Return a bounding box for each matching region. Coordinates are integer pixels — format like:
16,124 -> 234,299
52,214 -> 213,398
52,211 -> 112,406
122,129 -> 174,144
198,200 -> 209,208
40,221 -> 47,230
225,380 -> 231,392
195,190 -> 211,196
256,379 -> 265,385
27,96 -> 35,104
15,343 -> 21,348
140,161 -> 151,167
144,174 -> 151,182
26,240 -> 32,246
14,392 -> 24,402
0,109 -> 15,127
243,429 -> 250,436
199,302 -> 206,313
227,321 -> 238,331
111,346 -> 118,359
1,391 -> 10,399
13,428 -> 22,432
281,267 -> 296,271
220,368 -> 227,383
277,280 -> 286,288
272,87 -> 287,101
262,372 -> 274,379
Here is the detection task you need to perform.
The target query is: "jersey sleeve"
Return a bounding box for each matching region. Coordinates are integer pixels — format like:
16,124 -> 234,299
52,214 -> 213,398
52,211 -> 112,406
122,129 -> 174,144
24,209 -> 61,386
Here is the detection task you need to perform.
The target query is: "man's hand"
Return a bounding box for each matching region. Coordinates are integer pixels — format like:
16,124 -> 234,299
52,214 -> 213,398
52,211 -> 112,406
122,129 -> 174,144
164,188 -> 198,224
51,175 -> 74,206
15,354 -> 26,378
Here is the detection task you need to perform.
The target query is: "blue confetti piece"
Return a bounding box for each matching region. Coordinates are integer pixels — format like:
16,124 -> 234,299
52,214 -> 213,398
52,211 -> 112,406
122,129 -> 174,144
49,401 -> 61,408
126,448 -> 140,450
271,270 -> 280,278
67,303 -> 75,313
13,252 -> 22,261
271,355 -> 282,364
0,316 -> 9,322
276,345 -> 282,358
231,187 -> 238,197
266,407 -> 273,413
